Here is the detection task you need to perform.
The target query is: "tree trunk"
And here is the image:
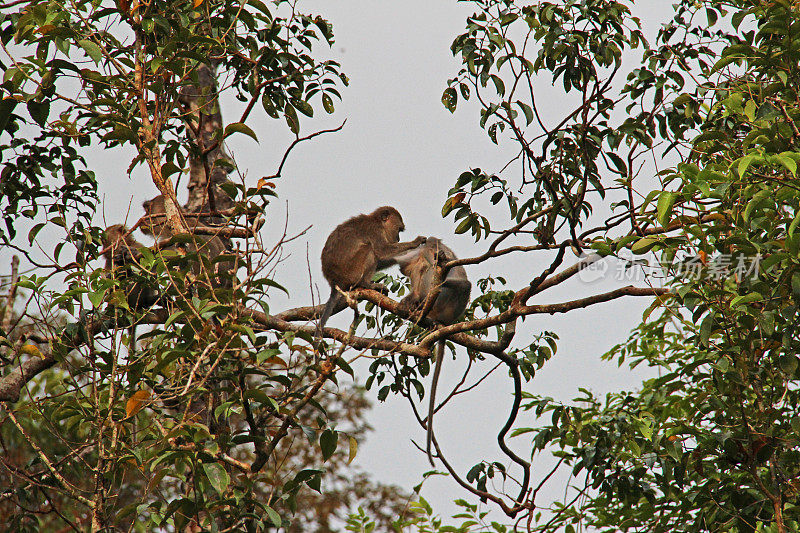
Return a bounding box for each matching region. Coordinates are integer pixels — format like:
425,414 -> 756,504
179,63 -> 234,216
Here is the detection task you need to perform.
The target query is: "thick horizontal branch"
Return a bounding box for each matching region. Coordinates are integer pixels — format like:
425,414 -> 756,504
515,285 -> 668,315
418,285 -> 668,349
187,225 -> 254,239
0,353 -> 57,402
239,306 -> 431,358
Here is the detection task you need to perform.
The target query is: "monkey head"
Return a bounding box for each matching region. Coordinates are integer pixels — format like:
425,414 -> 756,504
372,206 -> 404,243
141,194 -> 171,239
102,224 -> 134,268
102,224 -> 127,248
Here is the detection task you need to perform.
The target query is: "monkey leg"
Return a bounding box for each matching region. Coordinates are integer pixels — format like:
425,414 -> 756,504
350,243 -> 378,288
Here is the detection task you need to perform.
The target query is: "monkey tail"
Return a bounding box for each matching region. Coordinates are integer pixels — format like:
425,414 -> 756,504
316,288 -> 343,340
426,339 -> 446,467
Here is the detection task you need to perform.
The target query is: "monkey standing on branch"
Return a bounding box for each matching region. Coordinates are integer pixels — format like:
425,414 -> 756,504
395,237 -> 470,466
317,206 -> 426,338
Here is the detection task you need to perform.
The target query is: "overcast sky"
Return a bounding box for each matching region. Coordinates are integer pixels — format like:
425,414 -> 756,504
6,0 -> 680,525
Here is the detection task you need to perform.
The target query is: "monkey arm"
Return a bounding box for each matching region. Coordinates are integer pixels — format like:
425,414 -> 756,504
374,236 -> 427,269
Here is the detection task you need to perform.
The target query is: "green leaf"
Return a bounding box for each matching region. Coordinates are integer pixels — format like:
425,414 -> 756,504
261,277 -> 289,296
78,39 -> 102,63
791,272 -> 800,299
516,100 -> 533,125
780,355 -> 798,376
160,161 -> 181,179
284,103 -> 299,134
656,191 -> 678,226
320,429 -> 338,461
789,210 -> 800,237
265,506 -> 282,527
699,314 -> 714,346
744,99 -> 756,121
730,292 -> 761,308
775,152 -> 797,177
737,154 -> 756,177
202,462 -> 230,496
87,290 -> 105,308
0,98 -> 18,132
459,82 -> 470,100
631,237 -> 658,255
743,189 -> 769,222
292,98 -> 314,118
488,123 -> 498,144
454,216 -> 473,234
490,74 -> 505,95
26,100 -> 49,127
606,152 -> 627,176
223,122 -> 258,142
322,93 -> 334,114
28,223 -> 45,245
441,87 -> 457,113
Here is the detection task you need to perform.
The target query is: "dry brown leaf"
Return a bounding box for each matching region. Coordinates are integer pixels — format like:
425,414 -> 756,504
125,390 -> 151,419
264,355 -> 288,368
257,177 -> 276,189
19,344 -> 44,359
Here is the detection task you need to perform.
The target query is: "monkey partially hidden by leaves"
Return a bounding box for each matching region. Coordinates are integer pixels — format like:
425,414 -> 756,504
317,206 -> 426,338
102,224 -> 161,309
395,237 -> 470,466
141,194 -> 233,291
102,224 -> 163,358
141,195 -> 234,435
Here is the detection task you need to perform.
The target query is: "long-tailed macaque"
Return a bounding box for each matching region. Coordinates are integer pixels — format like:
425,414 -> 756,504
317,206 -> 426,338
142,195 -> 232,436
102,224 -> 161,309
395,237 -> 470,466
141,195 -> 232,289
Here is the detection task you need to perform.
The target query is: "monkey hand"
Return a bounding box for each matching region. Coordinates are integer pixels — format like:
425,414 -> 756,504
431,250 -> 445,267
412,236 -> 427,247
365,281 -> 390,294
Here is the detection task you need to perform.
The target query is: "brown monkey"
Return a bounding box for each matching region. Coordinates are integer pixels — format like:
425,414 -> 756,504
395,237 -> 470,466
317,206 -> 426,337
141,196 -> 233,437
102,224 -> 161,309
141,195 -> 233,289
396,237 -> 470,324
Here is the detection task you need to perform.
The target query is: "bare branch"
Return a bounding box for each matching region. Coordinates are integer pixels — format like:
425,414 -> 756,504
268,121 -> 347,180
2,255 -> 19,333
0,352 -> 57,402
